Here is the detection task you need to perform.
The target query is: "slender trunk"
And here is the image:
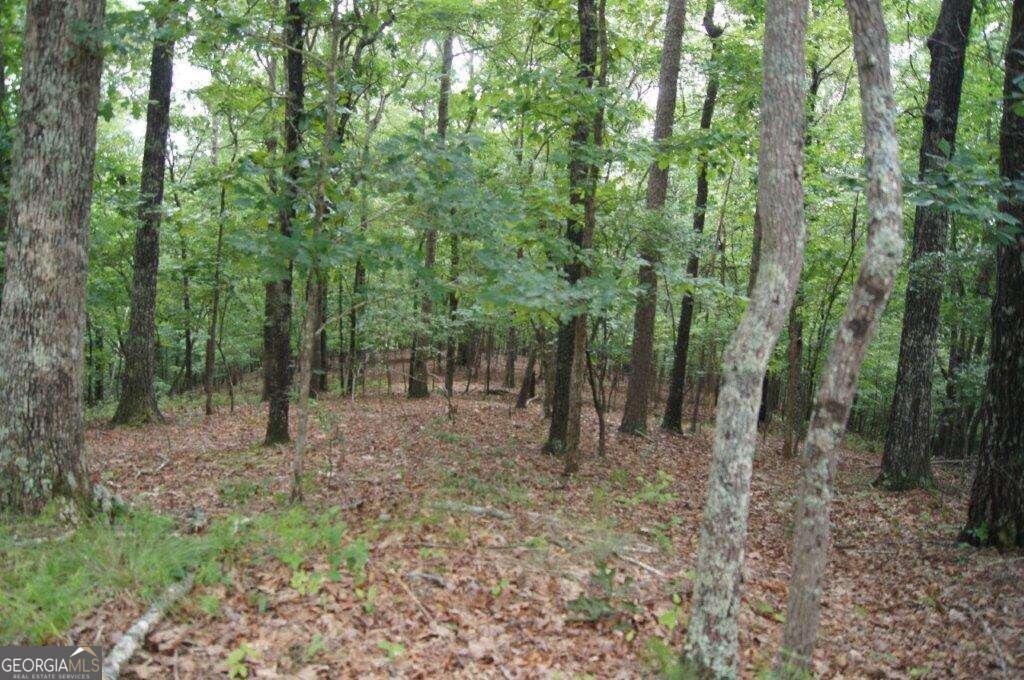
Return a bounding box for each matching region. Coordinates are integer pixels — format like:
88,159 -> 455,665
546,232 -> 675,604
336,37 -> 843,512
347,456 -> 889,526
680,0 -> 808,672
961,0 -> 1024,549
205,172 -> 226,416
777,0 -> 903,666
409,33 -> 453,399
265,0 -> 304,444
620,0 -> 687,434
0,0 -> 106,514
782,301 -> 804,457
444,232 -> 460,396
180,236 -> 194,390
545,0 -> 601,472
663,6 -> 724,432
112,18 -> 175,425
879,0 -> 972,490
504,327 -> 517,389
516,339 -> 539,409
292,0 -> 340,501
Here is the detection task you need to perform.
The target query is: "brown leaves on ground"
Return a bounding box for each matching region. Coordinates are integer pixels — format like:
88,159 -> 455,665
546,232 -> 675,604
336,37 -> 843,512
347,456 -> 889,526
75,383 -> 1022,678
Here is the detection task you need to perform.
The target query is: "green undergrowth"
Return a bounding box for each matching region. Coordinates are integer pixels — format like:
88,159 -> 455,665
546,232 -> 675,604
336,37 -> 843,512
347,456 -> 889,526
0,503 -> 355,645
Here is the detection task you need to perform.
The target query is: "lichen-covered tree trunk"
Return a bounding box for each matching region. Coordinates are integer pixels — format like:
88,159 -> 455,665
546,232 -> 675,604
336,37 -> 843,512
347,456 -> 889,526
662,3 -> 723,432
879,0 -> 972,490
960,0 -> 1024,550
112,18 -> 174,425
0,0 -> 106,514
545,0 -> 600,471
680,0 -> 808,673
777,0 -> 904,667
619,0 -> 687,435
408,33 -> 453,399
264,0 -> 304,444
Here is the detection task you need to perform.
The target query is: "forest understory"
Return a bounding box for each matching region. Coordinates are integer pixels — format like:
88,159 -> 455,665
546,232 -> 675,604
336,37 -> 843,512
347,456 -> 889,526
22,376 -> 1018,679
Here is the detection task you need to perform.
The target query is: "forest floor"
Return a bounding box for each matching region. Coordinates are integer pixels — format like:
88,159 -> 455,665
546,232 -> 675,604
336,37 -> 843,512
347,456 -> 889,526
7,379 -> 1023,678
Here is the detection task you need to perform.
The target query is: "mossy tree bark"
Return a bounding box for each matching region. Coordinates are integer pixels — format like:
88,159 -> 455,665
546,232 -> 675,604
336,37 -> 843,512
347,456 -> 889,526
0,0 -> 106,514
620,0 -> 687,435
680,0 -> 808,672
264,0 -> 304,445
960,0 -> 1024,550
879,0 -> 973,490
544,0 -> 600,472
112,13 -> 175,425
778,0 -> 904,667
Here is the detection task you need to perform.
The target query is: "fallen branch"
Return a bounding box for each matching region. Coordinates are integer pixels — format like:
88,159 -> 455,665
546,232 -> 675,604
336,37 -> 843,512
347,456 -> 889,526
616,553 -> 667,577
406,571 -> 449,588
432,500 -> 512,521
102,572 -> 195,680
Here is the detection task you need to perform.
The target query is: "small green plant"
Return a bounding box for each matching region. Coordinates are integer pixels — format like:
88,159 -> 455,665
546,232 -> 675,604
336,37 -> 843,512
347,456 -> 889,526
218,479 -> 263,506
622,470 -> 678,506
490,578 -> 510,597
566,561 -> 639,628
357,583 -> 380,614
341,537 -> 371,581
290,569 -> 324,597
198,593 -> 222,617
377,640 -> 405,661
226,642 -> 259,678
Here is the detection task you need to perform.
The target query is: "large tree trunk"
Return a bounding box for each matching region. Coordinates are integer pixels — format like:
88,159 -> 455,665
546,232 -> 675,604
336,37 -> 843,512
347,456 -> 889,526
112,16 -> 174,425
619,0 -> 687,435
777,0 -> 903,667
662,3 -> 723,432
544,0 -> 600,472
408,34 -> 453,399
264,0 -> 304,445
680,0 -> 808,673
960,0 -> 1024,550
879,0 -> 972,490
0,0 -> 106,514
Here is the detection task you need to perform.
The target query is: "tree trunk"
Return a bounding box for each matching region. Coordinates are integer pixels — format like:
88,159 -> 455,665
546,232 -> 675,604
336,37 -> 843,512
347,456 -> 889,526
782,301 -> 804,457
265,0 -> 304,445
444,231 -> 460,397
516,338 -> 539,409
409,33 -> 453,399
0,0 -> 106,514
879,0 -> 972,490
620,0 -> 687,435
680,0 -> 808,673
544,0 -> 600,472
961,0 -> 1024,549
777,0 -> 903,666
504,327 -> 517,389
112,16 -> 174,425
204,155 -> 226,417
662,3 -> 723,432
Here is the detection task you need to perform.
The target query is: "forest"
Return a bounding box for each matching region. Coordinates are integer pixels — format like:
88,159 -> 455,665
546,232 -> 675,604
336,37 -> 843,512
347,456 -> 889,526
0,0 -> 1022,676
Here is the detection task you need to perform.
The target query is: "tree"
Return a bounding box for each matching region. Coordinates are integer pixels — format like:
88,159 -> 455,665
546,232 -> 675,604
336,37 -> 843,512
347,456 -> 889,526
265,0 -> 305,445
619,0 -> 687,435
960,0 -> 1024,550
408,33 -> 453,399
112,5 -> 176,425
543,0 -> 599,471
680,0 -> 808,672
0,0 -> 106,514
879,0 -> 973,490
778,0 -> 904,666
662,1 -> 723,432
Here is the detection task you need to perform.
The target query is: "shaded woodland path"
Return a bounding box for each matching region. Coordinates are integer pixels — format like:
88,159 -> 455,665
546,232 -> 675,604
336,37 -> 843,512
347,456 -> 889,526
56,378 -> 1022,678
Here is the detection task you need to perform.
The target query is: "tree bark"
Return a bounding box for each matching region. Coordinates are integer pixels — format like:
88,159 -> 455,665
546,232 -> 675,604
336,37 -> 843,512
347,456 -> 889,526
408,33 -> 453,399
112,15 -> 175,425
620,0 -> 687,435
544,0 -> 600,472
264,0 -> 304,445
662,3 -> 722,432
777,0 -> 904,666
0,0 -> 106,514
680,0 -> 808,672
960,0 -> 1024,550
879,0 -> 972,490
